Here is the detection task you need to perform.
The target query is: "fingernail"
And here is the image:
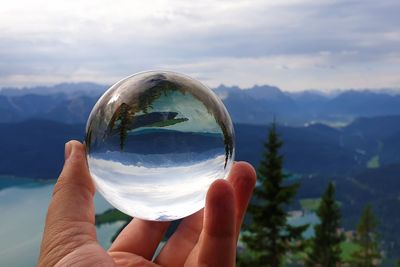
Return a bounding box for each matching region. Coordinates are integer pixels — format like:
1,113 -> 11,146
65,142 -> 72,161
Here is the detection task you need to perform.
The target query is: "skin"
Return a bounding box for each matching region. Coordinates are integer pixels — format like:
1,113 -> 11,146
38,140 -> 256,267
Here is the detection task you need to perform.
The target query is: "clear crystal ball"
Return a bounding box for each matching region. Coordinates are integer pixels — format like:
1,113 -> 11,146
85,71 -> 235,221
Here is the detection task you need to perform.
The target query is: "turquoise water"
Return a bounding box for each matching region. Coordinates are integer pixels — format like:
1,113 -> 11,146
0,177 -> 123,267
288,212 -> 320,239
0,176 -> 49,190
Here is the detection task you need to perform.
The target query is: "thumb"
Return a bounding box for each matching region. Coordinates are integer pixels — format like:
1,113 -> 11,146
39,141 -> 97,265
48,140 -> 96,224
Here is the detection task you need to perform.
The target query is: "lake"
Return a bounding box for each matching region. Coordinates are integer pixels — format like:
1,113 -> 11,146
0,176 -> 322,266
0,177 -> 124,267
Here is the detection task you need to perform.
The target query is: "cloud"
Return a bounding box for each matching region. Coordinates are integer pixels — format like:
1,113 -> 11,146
0,0 -> 399,90
162,52 -> 400,91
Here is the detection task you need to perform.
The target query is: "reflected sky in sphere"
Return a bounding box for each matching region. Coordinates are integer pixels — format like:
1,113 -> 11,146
85,71 -> 235,221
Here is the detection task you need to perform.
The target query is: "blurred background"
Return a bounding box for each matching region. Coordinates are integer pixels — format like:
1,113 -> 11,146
1,0 -> 400,266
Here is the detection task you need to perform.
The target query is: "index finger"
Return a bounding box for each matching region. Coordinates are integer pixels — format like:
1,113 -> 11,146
227,161 -> 256,239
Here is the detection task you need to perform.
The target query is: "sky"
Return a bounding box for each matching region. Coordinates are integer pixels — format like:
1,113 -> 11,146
0,0 -> 399,91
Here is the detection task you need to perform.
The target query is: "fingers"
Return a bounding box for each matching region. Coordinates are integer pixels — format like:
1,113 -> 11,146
154,209 -> 204,266
155,161 -> 256,266
39,141 -> 98,266
197,179 -> 236,267
109,219 -> 170,260
227,161 -> 256,239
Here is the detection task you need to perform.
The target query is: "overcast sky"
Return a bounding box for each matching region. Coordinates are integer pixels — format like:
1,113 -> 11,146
1,0 -> 399,91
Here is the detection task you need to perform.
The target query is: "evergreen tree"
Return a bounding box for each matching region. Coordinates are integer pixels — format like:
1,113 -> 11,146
117,103 -> 132,150
240,122 -> 307,267
306,182 -> 344,267
351,205 -> 381,267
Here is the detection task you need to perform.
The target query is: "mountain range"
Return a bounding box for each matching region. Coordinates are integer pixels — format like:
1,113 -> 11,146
214,85 -> 400,125
2,83 -> 400,125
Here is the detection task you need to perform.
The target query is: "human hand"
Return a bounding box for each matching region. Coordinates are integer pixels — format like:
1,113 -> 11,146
38,140 -> 256,267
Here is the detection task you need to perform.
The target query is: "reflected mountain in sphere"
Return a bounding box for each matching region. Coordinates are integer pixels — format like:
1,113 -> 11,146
85,71 -> 235,221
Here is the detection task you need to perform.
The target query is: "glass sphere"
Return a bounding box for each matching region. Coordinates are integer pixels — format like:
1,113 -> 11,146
85,71 -> 235,221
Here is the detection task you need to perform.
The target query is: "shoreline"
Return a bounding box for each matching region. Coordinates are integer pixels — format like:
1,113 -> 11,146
0,175 -> 54,190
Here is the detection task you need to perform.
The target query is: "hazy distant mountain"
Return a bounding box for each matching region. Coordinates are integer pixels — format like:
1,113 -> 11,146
323,90 -> 400,118
0,94 -> 97,123
213,85 -> 400,125
0,82 -> 107,97
2,83 -> 400,125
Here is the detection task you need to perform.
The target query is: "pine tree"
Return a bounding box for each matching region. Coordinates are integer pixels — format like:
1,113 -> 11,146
117,103 -> 132,150
307,182 -> 344,267
351,205 -> 381,267
240,122 -> 307,267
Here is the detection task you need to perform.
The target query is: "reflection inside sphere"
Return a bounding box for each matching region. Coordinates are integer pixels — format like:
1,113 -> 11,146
85,71 -> 235,221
